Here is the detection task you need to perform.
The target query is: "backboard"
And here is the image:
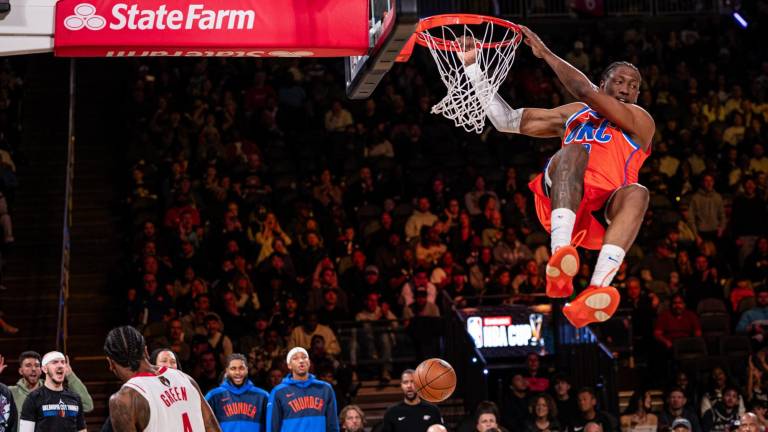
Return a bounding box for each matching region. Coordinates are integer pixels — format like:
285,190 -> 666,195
345,0 -> 418,99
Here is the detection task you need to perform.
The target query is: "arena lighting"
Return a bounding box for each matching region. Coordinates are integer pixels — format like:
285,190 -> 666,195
471,357 -> 477,363
733,11 -> 748,28
483,369 -> 489,375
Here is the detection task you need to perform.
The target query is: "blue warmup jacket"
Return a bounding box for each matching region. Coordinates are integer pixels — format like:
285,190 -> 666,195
266,373 -> 339,432
205,378 -> 269,432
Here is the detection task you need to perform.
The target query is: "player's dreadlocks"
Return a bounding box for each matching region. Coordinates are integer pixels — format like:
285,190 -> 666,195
600,61 -> 640,82
104,325 -> 146,371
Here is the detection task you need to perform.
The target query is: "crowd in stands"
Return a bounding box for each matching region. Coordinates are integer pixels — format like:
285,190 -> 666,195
99,6 -> 768,432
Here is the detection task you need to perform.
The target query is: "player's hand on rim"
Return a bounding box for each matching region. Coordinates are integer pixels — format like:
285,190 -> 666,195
520,26 -> 551,59
457,35 -> 478,66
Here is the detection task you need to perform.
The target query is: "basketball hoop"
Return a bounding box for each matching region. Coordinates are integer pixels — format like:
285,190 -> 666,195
397,14 -> 523,134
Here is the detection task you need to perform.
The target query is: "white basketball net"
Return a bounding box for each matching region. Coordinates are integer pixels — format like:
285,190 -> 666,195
419,20 -> 522,134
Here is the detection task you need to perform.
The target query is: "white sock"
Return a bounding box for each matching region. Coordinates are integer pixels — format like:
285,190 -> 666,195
550,208 -> 576,252
590,244 -> 626,287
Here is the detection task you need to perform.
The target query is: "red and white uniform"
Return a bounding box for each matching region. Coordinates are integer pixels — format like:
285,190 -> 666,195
529,103 -> 651,249
123,367 -> 206,431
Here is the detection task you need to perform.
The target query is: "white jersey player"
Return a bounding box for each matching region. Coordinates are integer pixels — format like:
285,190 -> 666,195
104,326 -> 221,432
122,367 -> 205,431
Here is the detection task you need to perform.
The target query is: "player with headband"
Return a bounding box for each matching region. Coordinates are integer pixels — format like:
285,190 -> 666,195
19,351 -> 87,432
266,347 -> 339,432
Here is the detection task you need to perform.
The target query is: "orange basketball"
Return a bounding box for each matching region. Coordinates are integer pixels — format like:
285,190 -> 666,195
413,358 -> 456,403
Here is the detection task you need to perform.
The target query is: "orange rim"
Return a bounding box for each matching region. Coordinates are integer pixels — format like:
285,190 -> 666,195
413,14 -> 523,51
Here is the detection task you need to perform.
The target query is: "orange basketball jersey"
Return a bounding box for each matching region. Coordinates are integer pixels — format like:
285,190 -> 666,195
562,103 -> 649,189
527,103 -> 651,250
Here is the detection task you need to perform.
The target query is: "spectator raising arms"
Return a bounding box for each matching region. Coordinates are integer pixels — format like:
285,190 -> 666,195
20,352 -> 87,432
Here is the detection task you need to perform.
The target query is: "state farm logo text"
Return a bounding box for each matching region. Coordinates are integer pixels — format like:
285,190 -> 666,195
63,3 -> 256,31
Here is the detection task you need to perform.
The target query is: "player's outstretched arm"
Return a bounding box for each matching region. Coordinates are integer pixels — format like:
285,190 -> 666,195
461,43 -> 581,138
518,103 -> 587,138
109,388 -> 149,432
520,26 -> 654,147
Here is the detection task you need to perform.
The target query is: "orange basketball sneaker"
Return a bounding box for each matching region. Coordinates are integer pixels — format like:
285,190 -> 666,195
545,231 -> 586,298
562,286 -> 621,328
545,245 -> 580,298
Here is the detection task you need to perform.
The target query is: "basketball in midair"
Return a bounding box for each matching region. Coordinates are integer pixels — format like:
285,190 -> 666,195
413,358 -> 457,403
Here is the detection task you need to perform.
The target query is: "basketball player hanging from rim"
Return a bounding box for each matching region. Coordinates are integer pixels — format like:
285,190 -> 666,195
103,326 -> 222,431
462,26 -> 654,328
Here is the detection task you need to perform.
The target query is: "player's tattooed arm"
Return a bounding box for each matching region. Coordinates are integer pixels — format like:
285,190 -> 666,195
109,387 -> 149,432
187,375 -> 222,432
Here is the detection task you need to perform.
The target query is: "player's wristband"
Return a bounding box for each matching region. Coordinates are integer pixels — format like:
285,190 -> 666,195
505,107 -> 524,133
464,64 -> 523,134
486,98 -> 523,134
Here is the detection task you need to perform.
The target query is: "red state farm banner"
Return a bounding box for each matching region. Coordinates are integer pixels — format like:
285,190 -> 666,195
54,0 -> 370,57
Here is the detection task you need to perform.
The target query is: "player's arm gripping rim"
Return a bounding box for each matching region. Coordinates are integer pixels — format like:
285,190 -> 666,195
460,35 -> 582,138
519,26 -> 655,149
108,387 -> 149,432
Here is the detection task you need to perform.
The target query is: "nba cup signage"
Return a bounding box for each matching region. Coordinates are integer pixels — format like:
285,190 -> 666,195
464,307 -> 549,358
54,0 -> 370,57
467,314 -> 544,349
